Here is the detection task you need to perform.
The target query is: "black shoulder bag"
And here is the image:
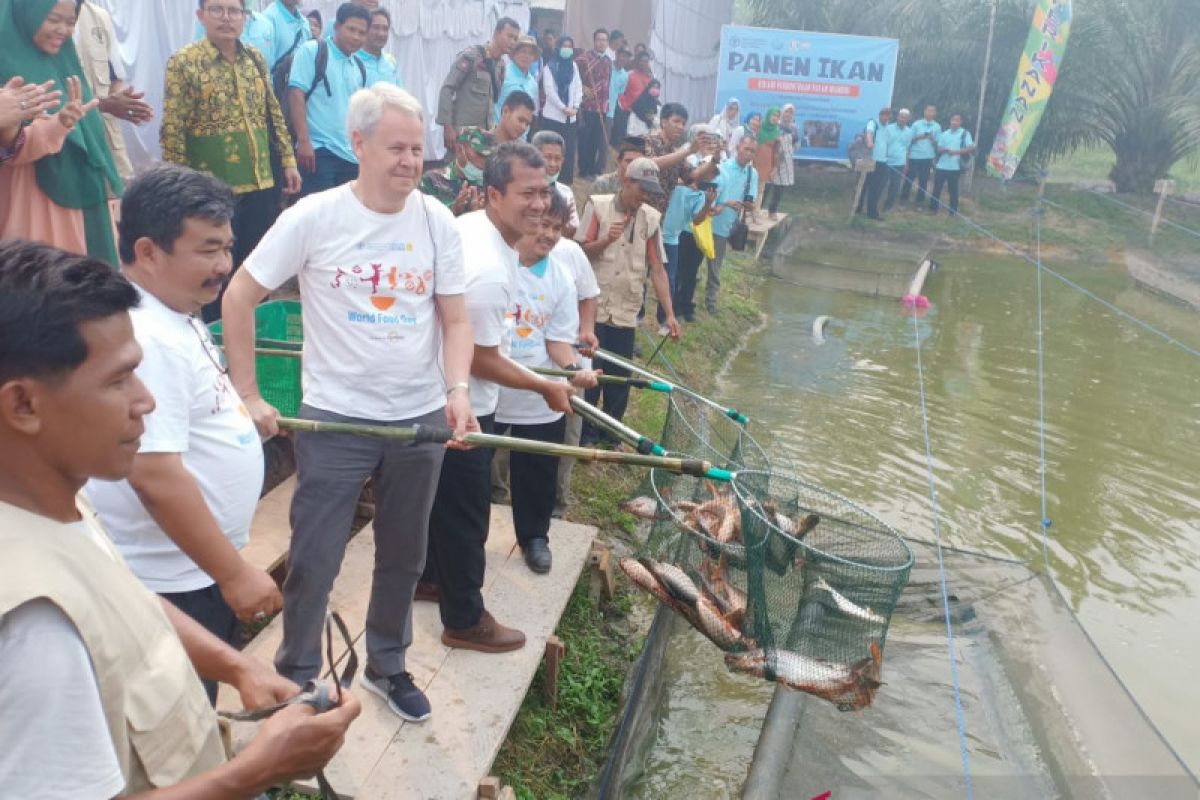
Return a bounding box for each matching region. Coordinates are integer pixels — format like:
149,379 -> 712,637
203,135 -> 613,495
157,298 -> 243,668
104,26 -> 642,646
727,167 -> 753,251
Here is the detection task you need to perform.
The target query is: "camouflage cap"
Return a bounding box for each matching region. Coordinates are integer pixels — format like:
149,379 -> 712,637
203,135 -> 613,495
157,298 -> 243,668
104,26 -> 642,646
514,34 -> 539,52
457,126 -> 496,156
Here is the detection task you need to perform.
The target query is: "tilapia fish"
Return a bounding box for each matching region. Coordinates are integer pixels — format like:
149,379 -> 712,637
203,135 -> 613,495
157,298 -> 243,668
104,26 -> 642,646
641,558 -> 699,607
725,642 -> 884,710
693,589 -> 753,651
620,496 -> 662,520
793,512 -> 821,540
811,576 -> 887,625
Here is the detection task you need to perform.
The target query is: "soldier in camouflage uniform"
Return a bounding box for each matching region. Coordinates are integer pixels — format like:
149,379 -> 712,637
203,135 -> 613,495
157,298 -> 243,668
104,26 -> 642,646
420,127 -> 495,216
436,17 -> 520,151
591,137 -> 648,195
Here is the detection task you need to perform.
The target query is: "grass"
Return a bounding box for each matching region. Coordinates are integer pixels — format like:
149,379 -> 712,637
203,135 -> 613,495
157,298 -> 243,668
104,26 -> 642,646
1048,145 -> 1200,194
770,163 -> 1200,261
490,265 -> 766,799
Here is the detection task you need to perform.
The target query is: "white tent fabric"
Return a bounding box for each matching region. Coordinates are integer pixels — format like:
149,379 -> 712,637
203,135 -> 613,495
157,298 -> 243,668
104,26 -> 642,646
647,0 -> 734,124
88,0 -> 530,168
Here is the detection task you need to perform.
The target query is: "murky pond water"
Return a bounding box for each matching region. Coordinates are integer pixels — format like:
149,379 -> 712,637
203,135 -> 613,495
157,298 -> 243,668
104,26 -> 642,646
629,250 -> 1200,796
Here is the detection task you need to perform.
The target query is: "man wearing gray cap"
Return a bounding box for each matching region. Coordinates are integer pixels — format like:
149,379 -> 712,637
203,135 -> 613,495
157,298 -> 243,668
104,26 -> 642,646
576,157 -> 680,445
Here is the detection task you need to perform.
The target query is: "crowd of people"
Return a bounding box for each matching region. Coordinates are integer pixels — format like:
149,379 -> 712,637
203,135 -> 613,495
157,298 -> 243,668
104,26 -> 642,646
0,0 -> 813,794
855,103 -> 978,220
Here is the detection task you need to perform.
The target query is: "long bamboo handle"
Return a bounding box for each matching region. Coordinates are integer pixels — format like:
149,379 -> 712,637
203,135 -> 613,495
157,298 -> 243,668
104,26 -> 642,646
586,347 -> 750,425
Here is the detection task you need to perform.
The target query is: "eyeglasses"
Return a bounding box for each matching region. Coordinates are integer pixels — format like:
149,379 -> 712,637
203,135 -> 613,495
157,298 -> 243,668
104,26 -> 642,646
206,5 -> 246,19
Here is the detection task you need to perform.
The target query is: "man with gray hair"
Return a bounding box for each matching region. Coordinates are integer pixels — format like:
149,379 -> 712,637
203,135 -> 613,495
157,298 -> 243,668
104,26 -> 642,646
882,108 -> 913,213
223,83 -> 476,722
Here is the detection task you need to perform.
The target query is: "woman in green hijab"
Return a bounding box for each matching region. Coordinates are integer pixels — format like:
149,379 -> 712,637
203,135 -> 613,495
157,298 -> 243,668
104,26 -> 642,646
0,0 -> 123,265
752,108 -> 782,219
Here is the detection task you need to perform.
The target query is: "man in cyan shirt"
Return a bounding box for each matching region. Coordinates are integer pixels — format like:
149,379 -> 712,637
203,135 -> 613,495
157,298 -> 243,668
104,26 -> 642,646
224,84 -> 476,723
902,104 -> 941,205
262,0 -> 313,70
706,136 -> 758,314
856,106 -> 890,220
359,8 -> 402,88
882,108 -> 913,213
288,3 -> 370,195
85,165 -> 279,704
929,113 -> 975,217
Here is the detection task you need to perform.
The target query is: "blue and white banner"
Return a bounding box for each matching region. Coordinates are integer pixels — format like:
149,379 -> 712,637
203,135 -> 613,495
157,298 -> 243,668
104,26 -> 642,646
715,26 -> 899,162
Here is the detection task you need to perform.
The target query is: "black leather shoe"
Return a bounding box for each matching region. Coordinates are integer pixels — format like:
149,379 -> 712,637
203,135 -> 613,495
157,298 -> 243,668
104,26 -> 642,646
523,538 -> 552,574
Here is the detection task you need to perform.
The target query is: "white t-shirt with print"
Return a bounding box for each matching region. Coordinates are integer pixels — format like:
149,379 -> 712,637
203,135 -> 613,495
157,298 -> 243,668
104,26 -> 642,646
245,184 -> 466,421
84,287 -> 264,593
0,521 -> 125,797
496,256 -> 580,425
455,209 -> 519,418
553,238 -> 600,301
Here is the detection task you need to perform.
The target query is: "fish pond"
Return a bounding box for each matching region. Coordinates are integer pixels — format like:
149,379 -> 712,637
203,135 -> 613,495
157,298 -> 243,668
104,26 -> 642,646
620,244 -> 1200,798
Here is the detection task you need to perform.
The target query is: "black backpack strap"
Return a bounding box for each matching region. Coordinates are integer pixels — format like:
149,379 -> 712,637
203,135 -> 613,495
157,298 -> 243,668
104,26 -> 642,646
307,38 -> 330,100
353,54 -> 366,87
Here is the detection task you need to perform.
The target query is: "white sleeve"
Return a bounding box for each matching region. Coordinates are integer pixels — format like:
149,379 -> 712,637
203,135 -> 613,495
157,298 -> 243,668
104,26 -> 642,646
545,268 -> 580,344
465,284 -> 507,348
134,337 -> 194,454
575,201 -> 596,244
244,199 -> 312,291
426,198 -> 466,295
559,240 -> 599,300
0,600 -> 125,798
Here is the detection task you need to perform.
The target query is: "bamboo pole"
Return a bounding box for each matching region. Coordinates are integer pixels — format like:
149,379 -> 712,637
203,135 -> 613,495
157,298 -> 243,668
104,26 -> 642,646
569,396 -> 667,456
531,366 -> 671,391
966,0 -> 998,196
275,417 -> 733,481
586,347 -> 750,425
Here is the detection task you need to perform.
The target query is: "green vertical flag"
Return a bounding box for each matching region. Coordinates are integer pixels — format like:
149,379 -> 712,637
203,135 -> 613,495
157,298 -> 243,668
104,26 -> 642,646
985,0 -> 1073,180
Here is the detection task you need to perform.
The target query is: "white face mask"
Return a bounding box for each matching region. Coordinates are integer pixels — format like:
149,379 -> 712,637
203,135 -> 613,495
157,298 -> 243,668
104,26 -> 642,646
548,172 -> 560,184
462,160 -> 484,182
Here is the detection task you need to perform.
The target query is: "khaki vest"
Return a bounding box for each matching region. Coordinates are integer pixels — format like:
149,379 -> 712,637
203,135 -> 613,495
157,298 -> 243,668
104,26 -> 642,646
74,1 -> 135,179
0,497 -> 225,793
588,195 -> 665,328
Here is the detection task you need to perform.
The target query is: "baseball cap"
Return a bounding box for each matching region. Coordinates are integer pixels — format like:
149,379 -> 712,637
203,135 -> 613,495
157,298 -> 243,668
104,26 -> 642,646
626,157 -> 665,196
457,127 -> 496,156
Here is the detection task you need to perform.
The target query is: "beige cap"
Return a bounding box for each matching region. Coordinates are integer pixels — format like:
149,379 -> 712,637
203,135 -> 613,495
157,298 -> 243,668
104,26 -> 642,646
626,157 -> 665,195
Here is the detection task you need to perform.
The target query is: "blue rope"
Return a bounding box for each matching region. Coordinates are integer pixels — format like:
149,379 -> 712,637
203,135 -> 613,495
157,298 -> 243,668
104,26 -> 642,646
1087,189 -> 1200,242
1033,205 -> 1052,573
874,163 -> 1200,360
909,312 -> 974,799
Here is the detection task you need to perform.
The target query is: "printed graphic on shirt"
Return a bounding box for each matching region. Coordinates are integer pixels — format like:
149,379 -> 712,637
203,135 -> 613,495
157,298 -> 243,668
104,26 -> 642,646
325,242 -> 437,328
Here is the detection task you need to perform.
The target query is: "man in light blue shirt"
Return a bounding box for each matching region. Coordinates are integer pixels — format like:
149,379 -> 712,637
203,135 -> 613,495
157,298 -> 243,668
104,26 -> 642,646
288,3 -> 370,195
262,0 -> 312,70
929,113 -> 975,216
882,108 -> 913,212
191,3 -> 275,66
902,104 -> 941,205
706,135 -> 758,313
495,36 -> 539,122
856,106 -> 891,220
358,8 -> 402,88
607,49 -> 632,135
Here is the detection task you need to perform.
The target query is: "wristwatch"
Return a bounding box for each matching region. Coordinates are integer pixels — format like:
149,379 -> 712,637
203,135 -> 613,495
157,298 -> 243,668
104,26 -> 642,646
563,363 -> 581,372
446,381 -> 469,396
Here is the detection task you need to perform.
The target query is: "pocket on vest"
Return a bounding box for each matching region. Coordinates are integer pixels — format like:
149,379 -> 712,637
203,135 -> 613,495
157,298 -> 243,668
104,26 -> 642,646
125,633 -> 216,786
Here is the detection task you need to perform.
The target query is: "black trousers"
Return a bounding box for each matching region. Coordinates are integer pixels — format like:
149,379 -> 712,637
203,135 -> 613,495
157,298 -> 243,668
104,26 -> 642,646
857,162 -> 887,217
882,165 -> 904,211
901,158 -> 934,204
930,168 -> 961,214
581,322 -> 636,444
578,110 -> 607,177
673,230 -> 704,320
763,183 -> 785,214
497,417 -> 566,547
160,584 -> 238,705
610,108 -> 630,146
424,415 -> 495,630
539,117 -> 578,185
201,186 -> 279,323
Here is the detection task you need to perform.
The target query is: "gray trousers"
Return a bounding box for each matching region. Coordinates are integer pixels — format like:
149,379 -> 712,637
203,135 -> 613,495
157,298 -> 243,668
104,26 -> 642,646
555,405 -> 584,508
706,235 -> 730,311
276,404 -> 446,682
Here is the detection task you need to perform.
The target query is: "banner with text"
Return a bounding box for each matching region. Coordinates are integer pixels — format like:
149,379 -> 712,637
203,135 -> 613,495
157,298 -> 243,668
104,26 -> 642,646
986,0 -> 1073,179
715,26 -> 898,163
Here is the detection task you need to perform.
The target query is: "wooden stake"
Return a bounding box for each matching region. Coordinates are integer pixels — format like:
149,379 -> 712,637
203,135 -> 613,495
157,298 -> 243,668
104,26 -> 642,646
1151,179 -> 1175,242
543,635 -> 566,710
588,543 -> 615,603
478,776 -> 502,799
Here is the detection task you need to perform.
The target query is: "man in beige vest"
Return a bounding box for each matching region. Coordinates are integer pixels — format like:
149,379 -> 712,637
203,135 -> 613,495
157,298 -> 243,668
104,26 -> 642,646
73,0 -> 152,179
0,239 -> 359,796
576,156 -> 680,446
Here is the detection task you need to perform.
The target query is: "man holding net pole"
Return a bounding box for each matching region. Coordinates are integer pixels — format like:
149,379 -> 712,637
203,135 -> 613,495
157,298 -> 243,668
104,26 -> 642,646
223,84 -> 475,723
420,142 -> 578,655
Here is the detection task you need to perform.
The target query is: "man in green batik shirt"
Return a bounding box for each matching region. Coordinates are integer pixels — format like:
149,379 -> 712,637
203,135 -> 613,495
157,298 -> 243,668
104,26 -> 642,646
161,0 -> 301,321
420,127 -> 494,216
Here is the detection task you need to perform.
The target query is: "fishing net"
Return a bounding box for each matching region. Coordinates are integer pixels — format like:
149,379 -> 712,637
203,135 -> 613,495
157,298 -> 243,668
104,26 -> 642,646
622,395 -> 913,711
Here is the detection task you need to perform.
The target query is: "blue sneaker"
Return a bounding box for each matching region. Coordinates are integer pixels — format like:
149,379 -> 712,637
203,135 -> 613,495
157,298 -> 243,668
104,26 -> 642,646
361,666 -> 431,722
